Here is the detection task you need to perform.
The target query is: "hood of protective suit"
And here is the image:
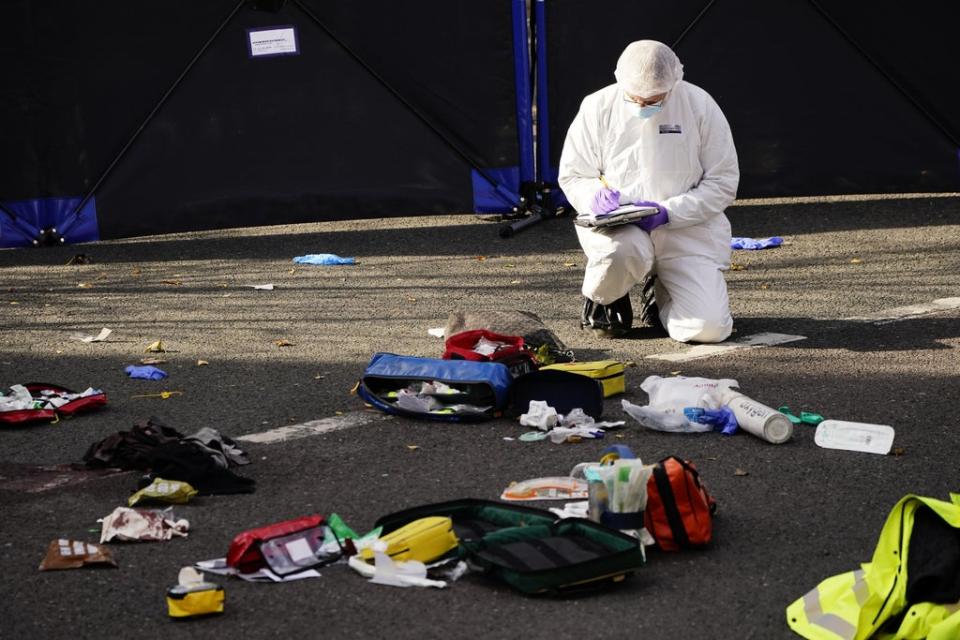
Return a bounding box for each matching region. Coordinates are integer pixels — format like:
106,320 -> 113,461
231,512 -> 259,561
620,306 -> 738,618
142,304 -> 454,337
614,40 -> 684,98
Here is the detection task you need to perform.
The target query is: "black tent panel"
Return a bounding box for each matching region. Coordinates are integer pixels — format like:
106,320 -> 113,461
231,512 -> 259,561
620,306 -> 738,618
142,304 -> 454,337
92,1 -> 523,238
298,0 -> 522,173
542,0 -> 960,199
2,0 -> 525,243
816,1 -> 960,147
0,0 -> 238,200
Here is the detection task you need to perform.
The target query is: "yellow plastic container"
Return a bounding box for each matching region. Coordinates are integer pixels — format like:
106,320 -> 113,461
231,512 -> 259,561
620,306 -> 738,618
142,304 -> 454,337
541,360 -> 626,397
166,584 -> 224,619
360,516 -> 458,564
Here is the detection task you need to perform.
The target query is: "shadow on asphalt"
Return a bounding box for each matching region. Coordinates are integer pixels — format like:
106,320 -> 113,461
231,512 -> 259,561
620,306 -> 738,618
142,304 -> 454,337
2,196 -> 957,268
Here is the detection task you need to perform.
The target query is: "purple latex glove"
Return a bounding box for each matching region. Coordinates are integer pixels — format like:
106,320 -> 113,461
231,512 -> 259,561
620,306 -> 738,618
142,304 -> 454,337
633,201 -> 668,232
590,187 -> 621,215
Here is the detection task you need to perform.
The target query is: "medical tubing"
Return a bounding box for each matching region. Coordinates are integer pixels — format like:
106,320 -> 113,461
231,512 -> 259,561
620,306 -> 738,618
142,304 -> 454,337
57,0 -> 247,240
291,0 -> 519,204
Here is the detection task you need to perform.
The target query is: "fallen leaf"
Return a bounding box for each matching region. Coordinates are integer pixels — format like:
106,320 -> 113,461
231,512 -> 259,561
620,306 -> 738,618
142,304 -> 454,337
144,340 -> 165,353
892,447 -> 906,457
131,267 -> 142,276
563,262 -> 577,267
670,370 -> 682,376
759,283 -> 770,290
140,357 -> 167,365
850,258 -> 862,264
510,279 -> 521,284
9,301 -> 19,305
335,411 -> 343,416
288,268 -> 296,274
274,339 -> 294,347
734,468 -> 749,476
196,360 -> 209,366
406,445 -> 419,451
161,279 -> 183,286
506,263 -> 515,268
77,282 -> 92,288
730,263 -> 747,271
476,256 -> 487,261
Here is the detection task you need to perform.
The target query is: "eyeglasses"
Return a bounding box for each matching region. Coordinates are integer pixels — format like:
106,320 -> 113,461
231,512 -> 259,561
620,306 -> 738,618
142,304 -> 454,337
623,93 -> 666,107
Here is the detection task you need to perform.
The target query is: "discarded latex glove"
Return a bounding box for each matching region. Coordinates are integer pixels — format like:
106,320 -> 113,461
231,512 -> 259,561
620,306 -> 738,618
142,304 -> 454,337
347,548 -> 446,589
621,399 -> 709,433
731,236 -> 783,250
124,365 -> 168,380
591,187 -> 621,214
559,408 -> 594,428
633,201 -> 669,232
684,406 -> 739,436
520,400 -> 558,430
292,254 -> 356,266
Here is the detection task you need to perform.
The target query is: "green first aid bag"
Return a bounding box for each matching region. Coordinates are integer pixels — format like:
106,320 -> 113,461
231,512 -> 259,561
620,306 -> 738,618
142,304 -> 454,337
373,499 -> 644,595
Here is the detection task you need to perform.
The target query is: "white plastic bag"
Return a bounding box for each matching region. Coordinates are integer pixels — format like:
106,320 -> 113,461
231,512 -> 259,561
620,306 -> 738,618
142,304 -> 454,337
640,375 -> 739,417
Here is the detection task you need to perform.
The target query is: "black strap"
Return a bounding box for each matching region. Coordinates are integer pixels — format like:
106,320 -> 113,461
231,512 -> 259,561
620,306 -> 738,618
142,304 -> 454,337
653,461 -> 691,549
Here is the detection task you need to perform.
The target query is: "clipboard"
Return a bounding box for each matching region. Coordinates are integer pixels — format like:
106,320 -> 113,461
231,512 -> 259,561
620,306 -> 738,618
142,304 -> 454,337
574,205 -> 659,228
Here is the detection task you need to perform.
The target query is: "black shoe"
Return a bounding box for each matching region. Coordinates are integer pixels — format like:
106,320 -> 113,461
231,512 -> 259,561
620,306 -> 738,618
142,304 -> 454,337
637,275 -> 664,332
580,294 -> 633,338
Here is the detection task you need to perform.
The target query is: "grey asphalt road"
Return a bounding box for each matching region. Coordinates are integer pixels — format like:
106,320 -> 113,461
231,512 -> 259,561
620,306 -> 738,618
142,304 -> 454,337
1,196 -> 959,639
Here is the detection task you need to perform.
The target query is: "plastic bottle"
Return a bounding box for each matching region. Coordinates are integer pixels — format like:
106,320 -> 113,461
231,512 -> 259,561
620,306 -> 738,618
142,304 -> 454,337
720,388 -> 793,444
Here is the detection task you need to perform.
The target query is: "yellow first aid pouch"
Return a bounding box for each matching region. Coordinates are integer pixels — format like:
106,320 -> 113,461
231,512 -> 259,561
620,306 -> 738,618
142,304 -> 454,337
541,360 -> 626,397
166,584 -> 224,619
360,516 -> 458,564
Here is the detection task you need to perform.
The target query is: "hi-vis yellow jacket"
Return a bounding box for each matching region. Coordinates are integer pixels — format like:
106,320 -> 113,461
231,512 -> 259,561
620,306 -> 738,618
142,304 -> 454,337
787,494 -> 960,640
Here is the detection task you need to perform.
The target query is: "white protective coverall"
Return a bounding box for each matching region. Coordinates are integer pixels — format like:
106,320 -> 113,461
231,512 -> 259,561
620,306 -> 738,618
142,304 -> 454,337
559,50 -> 739,343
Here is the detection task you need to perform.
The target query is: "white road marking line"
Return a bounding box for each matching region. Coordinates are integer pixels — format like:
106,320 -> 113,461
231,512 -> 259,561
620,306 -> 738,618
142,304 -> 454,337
237,411 -> 390,444
845,297 -> 960,324
646,332 -> 807,363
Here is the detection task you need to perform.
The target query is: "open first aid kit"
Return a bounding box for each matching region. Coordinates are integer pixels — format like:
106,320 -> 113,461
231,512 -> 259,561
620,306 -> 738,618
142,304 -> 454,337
0,382 -> 107,425
541,360 -> 626,397
442,329 -> 539,377
357,353 -> 513,421
373,498 -> 645,595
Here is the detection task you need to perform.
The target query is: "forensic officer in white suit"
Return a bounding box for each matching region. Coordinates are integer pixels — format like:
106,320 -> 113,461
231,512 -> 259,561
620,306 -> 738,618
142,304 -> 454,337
559,40 -> 739,343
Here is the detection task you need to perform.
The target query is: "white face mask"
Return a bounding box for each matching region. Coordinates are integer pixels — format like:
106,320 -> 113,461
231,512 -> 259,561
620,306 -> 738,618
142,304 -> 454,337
636,104 -> 662,119
625,94 -> 666,119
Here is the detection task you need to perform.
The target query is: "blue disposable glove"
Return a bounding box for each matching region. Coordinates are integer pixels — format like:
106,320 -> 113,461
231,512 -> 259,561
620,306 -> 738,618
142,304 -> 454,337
633,201 -> 668,232
124,365 -> 168,381
731,236 -> 783,250
683,406 -> 739,436
293,254 -> 356,266
590,187 -> 621,215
